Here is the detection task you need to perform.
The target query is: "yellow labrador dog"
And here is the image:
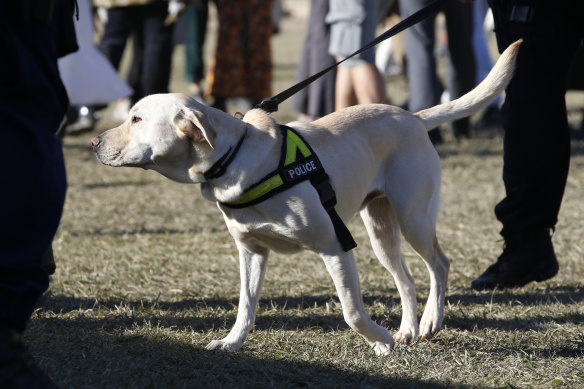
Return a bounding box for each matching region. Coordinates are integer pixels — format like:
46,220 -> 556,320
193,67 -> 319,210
92,41 -> 520,355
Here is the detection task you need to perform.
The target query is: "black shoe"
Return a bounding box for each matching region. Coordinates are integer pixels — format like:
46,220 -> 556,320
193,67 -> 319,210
0,328 -> 58,388
471,230 -> 559,291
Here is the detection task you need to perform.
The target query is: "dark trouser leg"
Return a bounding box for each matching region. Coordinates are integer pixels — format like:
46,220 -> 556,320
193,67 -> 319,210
140,2 -> 174,96
399,0 -> 440,113
128,28 -> 144,104
444,0 -> 476,138
185,0 -> 209,84
471,15 -> 583,290
495,26 -> 579,239
0,120 -> 66,332
99,7 -> 135,70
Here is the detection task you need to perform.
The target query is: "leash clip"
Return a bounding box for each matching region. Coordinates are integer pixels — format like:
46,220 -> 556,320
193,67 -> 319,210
255,98 -> 279,113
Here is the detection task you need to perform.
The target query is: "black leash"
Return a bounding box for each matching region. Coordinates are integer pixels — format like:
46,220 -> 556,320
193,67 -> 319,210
255,0 -> 447,113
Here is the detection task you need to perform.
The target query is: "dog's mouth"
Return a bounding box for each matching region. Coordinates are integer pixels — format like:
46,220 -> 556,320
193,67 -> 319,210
94,146 -> 123,166
92,135 -> 128,167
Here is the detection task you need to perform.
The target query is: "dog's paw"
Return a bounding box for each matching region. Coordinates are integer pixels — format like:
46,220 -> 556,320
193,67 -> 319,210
205,339 -> 243,352
371,340 -> 393,356
393,329 -> 417,345
419,316 -> 441,340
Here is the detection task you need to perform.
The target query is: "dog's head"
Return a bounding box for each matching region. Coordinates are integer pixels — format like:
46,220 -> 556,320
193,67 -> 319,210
92,93 -> 244,183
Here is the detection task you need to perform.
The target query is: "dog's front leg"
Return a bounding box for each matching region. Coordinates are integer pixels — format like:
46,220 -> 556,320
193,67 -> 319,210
206,244 -> 269,352
321,252 -> 395,356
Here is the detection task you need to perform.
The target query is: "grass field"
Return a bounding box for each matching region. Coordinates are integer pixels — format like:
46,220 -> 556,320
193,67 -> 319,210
24,3 -> 584,388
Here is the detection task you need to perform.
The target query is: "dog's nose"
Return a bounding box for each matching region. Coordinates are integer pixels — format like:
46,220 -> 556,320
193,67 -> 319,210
91,136 -> 101,150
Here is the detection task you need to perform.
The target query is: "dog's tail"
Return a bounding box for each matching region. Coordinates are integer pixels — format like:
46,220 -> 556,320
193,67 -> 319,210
414,39 -> 522,131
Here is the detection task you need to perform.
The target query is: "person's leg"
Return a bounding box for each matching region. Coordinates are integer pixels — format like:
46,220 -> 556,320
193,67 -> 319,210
329,0 -> 385,110
140,2 -> 174,96
245,0 -> 274,105
444,0 -> 476,139
185,0 -> 208,95
399,0 -> 441,142
495,37 -> 574,238
291,0 -> 337,119
472,0 -> 493,83
127,28 -> 144,104
351,63 -> 388,105
471,18 -> 582,290
99,6 -> 134,70
0,122 -> 66,333
399,0 -> 439,112
1,2 -> 73,384
335,66 -> 358,109
0,117 -> 66,388
350,0 -> 386,106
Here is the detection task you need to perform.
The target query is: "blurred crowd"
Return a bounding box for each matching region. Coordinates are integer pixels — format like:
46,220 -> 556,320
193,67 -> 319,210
60,0 -> 584,141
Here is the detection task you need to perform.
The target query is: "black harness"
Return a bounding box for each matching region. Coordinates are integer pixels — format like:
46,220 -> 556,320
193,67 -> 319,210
204,125 -> 357,252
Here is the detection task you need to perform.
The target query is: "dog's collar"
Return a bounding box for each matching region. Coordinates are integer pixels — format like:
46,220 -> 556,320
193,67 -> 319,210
203,126 -> 248,181
220,125 -> 357,252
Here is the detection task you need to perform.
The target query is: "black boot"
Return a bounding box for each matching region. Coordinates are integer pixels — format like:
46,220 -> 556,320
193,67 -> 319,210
0,328 -> 58,389
471,229 -> 559,290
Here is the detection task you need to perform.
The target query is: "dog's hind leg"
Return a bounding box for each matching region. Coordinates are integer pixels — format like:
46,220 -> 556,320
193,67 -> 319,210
399,216 -> 449,340
418,238 -> 449,339
360,196 -> 419,344
385,151 -> 450,340
206,244 -> 269,352
320,250 -> 395,355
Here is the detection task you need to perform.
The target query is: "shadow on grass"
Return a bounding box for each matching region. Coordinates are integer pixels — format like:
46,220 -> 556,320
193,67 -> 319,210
40,294 -> 353,333
41,287 -> 584,336
26,317 -> 469,389
77,181 -> 157,189
446,285 -> 584,306
30,292 -> 584,387
67,226 -> 216,237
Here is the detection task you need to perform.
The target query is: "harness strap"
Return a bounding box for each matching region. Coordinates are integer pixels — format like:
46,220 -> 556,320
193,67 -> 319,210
221,125 -> 357,252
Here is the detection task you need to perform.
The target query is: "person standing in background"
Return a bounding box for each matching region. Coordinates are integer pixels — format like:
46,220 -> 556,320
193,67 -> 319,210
96,0 -> 177,106
184,0 -> 209,103
327,0 -> 388,110
471,0 -> 584,290
292,0 -> 337,121
205,0 -> 274,112
471,0 -> 502,130
398,0 -> 475,143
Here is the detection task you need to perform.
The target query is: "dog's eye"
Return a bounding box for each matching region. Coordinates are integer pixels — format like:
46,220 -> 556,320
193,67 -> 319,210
131,116 -> 142,124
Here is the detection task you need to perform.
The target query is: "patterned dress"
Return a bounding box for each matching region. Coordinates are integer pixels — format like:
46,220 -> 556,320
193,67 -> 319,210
205,0 -> 274,104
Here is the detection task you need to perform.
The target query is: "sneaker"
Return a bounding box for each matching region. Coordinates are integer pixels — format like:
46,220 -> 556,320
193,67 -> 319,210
470,229 -> 559,290
0,329 -> 58,388
65,106 -> 95,135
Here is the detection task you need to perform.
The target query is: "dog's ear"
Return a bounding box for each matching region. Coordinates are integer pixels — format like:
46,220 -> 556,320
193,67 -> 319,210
174,109 -> 216,149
